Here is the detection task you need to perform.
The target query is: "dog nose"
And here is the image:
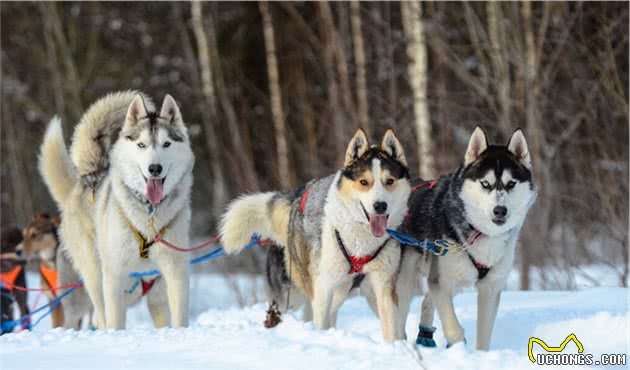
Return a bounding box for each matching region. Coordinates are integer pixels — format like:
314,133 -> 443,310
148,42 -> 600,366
373,201 -> 388,214
148,164 -> 162,177
493,206 -> 508,219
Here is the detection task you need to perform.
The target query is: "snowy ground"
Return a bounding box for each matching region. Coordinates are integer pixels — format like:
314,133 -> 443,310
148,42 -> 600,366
0,273 -> 628,370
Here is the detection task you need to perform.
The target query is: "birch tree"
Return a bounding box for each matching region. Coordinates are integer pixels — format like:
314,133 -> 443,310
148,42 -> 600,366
260,1 -> 291,189
401,0 -> 434,179
191,1 -> 227,211
350,0 -> 370,137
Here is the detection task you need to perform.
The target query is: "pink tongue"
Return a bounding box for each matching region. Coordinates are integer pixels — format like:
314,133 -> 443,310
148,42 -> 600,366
146,179 -> 164,206
369,214 -> 388,237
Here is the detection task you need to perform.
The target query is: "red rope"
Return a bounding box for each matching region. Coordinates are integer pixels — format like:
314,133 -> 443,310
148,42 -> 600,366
154,234 -> 222,252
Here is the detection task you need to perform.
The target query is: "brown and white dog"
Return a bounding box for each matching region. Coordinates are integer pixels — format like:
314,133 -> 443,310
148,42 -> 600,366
1,227 -> 29,334
22,213 -> 92,329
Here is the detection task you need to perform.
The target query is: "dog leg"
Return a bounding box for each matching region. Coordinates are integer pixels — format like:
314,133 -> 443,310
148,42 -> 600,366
416,294 -> 437,347
368,271 -> 398,341
160,260 -> 189,328
302,301 -> 313,322
476,283 -> 502,351
312,278 -> 333,330
147,280 -> 169,328
76,246 -> 106,329
50,302 -> 65,328
101,268 -> 126,329
328,279 -> 352,328
431,286 -> 465,346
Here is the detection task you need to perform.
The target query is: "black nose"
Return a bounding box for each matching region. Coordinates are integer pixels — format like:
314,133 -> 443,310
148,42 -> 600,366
493,206 -> 508,219
373,201 -> 388,214
148,164 -> 162,177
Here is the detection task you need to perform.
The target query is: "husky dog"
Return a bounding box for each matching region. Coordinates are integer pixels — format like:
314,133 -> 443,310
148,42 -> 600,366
39,91 -> 194,329
21,213 -> 93,329
220,129 -> 411,341
400,127 -> 536,350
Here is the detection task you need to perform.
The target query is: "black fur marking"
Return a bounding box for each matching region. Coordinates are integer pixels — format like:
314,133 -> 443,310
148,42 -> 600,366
463,145 -> 531,183
341,147 -> 409,183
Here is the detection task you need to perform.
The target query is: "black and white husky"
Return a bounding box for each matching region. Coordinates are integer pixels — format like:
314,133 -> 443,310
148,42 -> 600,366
39,91 -> 194,329
220,129 -> 411,341
400,127 -> 536,350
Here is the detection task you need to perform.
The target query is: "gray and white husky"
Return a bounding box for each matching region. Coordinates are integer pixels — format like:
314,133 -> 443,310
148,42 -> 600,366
398,127 -> 536,350
220,129 -> 412,341
39,91 -> 194,329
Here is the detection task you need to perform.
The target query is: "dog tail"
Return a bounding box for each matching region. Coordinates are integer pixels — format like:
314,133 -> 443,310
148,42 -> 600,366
39,117 -> 77,208
219,192 -> 291,254
69,90 -> 154,180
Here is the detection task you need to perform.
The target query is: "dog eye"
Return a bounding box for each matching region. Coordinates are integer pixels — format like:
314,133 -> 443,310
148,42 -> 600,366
385,178 -> 395,186
480,180 -> 492,189
125,136 -> 133,141
360,179 -> 369,186
137,142 -> 146,149
505,180 -> 516,190
163,141 -> 171,148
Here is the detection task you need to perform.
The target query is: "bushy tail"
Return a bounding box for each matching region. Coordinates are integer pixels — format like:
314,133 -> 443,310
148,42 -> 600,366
219,192 -> 291,254
39,117 -> 77,208
70,90 -> 153,179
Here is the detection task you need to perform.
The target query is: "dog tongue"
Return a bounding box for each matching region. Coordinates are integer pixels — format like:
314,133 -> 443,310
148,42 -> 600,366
369,214 -> 388,237
146,179 -> 164,206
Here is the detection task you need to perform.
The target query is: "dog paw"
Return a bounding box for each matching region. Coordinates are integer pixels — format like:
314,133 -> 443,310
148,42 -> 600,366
446,338 -> 467,349
416,325 -> 437,347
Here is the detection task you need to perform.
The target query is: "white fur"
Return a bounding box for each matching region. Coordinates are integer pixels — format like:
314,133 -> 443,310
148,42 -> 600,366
39,92 -> 194,330
39,117 -> 77,207
219,192 -> 288,253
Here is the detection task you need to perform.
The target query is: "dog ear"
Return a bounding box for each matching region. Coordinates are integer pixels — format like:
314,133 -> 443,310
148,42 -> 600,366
160,94 -> 183,126
344,128 -> 369,167
125,94 -> 148,128
380,129 -> 407,167
507,128 -> 531,169
52,215 -> 61,227
464,126 -> 488,166
34,212 -> 50,221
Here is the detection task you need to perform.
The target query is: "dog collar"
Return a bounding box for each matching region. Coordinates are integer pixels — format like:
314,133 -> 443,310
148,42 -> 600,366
334,229 -> 389,274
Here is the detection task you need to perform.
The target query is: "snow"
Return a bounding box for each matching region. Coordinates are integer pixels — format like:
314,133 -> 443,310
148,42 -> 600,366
1,273 -> 628,370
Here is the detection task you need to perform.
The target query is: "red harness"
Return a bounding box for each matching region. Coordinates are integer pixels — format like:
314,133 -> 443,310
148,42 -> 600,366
141,278 -> 158,296
300,188 -> 388,274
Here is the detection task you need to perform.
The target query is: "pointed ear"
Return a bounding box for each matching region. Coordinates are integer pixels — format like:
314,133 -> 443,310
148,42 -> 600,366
125,95 -> 148,128
52,215 -> 61,227
34,212 -> 50,221
344,129 -> 369,167
159,94 -> 183,126
507,128 -> 531,169
464,126 -> 489,166
380,129 -> 407,167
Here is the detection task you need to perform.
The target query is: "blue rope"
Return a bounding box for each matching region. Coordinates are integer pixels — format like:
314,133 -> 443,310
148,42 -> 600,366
1,281 -> 82,332
387,229 -> 450,256
127,235 -> 265,280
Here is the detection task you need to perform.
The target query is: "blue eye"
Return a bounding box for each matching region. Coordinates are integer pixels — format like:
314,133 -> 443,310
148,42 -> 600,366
163,142 -> 171,148
480,180 -> 492,189
137,142 -> 146,149
505,181 -> 516,190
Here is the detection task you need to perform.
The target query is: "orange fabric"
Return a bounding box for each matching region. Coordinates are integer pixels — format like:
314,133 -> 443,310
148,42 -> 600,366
39,263 -> 59,296
0,265 -> 22,291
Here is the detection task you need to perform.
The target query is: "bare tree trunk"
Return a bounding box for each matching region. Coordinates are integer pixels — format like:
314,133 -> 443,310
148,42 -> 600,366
190,2 -> 228,213
401,1 -> 435,179
487,2 -> 511,134
41,2 -> 83,122
206,8 -> 260,192
318,2 -> 345,157
296,55 -> 319,178
40,4 -> 65,124
350,0 -> 370,137
260,1 -> 291,189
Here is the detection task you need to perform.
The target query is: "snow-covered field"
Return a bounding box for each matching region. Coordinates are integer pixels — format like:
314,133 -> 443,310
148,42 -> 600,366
1,273 -> 628,370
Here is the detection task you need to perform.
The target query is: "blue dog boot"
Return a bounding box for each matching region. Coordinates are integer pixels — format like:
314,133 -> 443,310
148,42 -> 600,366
416,325 -> 437,347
